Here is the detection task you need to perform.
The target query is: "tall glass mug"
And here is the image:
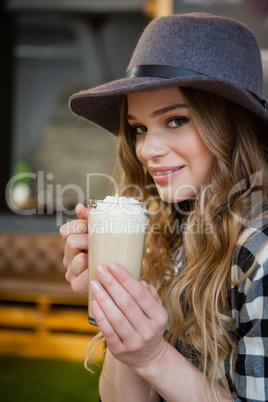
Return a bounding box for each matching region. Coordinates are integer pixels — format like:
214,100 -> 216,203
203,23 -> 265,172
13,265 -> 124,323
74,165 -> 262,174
88,195 -> 148,326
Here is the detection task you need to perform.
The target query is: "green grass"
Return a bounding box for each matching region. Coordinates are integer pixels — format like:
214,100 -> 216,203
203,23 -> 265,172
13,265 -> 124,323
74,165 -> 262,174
0,356 -> 101,402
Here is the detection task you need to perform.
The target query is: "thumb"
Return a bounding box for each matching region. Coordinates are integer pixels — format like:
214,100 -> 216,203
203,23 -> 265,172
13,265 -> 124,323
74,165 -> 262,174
76,203 -> 88,219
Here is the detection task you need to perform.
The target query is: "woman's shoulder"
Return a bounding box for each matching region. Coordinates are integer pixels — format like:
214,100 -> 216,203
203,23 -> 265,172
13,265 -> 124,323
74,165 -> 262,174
236,215 -> 268,253
231,215 -> 268,284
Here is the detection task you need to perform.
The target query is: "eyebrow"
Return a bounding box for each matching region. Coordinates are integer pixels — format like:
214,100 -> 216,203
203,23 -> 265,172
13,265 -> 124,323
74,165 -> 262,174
127,103 -> 188,120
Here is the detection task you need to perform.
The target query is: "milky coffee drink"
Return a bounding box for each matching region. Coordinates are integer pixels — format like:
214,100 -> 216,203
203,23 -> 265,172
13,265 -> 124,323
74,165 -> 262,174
88,195 -> 147,326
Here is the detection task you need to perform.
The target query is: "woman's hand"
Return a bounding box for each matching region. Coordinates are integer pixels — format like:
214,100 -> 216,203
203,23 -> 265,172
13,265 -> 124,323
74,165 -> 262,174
59,203 -> 89,293
90,262 -> 169,373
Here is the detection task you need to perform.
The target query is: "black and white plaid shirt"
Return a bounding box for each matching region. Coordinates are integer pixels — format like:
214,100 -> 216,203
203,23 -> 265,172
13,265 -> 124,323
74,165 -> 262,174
228,217 -> 268,402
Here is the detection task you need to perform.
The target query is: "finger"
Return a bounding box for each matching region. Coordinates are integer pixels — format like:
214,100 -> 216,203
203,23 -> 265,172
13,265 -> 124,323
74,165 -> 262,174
60,219 -> 88,240
76,203 -> 88,220
146,284 -> 162,303
63,233 -> 88,268
90,279 -> 136,346
94,265 -> 155,335
109,263 -> 167,325
68,268 -> 89,294
140,280 -> 148,289
140,281 -> 159,300
65,252 -> 88,281
90,300 -> 124,352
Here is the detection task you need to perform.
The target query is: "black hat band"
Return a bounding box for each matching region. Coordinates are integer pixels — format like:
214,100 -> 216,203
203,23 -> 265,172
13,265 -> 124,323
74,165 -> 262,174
126,64 -> 267,110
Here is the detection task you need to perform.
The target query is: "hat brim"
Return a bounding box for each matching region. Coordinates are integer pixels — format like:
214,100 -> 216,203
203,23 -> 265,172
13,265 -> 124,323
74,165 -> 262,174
69,75 -> 268,135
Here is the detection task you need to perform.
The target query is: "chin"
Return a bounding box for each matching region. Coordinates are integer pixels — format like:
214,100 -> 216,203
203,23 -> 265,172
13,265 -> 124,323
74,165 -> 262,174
157,181 -> 198,200
157,190 -> 196,204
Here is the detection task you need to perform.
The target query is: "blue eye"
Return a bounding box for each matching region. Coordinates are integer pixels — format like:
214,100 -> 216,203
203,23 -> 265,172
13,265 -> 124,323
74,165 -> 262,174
168,117 -> 189,128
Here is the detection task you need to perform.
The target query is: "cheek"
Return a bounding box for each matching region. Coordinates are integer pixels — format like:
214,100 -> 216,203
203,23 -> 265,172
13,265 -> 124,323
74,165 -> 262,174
183,132 -> 213,166
135,139 -> 144,165
198,146 -> 214,172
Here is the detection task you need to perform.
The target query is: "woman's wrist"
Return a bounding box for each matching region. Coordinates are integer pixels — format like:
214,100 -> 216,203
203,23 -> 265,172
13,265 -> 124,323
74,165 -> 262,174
99,349 -> 159,402
132,341 -> 232,402
131,338 -> 170,380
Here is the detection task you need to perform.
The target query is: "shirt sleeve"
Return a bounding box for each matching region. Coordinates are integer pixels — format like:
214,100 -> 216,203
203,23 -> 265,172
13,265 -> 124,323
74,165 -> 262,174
230,232 -> 268,402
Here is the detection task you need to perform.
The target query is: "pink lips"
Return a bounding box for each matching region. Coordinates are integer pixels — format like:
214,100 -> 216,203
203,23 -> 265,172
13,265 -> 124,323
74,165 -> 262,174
149,166 -> 185,184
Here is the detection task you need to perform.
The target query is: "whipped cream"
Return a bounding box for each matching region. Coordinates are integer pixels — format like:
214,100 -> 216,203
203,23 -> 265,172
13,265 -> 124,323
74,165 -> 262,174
88,195 -> 147,235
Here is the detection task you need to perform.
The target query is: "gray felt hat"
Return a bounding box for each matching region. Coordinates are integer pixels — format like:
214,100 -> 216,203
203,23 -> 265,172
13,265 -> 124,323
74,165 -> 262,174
69,12 -> 268,135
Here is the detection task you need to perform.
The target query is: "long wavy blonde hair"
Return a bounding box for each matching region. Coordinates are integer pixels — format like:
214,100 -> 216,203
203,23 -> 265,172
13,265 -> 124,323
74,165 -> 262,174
116,87 -> 268,400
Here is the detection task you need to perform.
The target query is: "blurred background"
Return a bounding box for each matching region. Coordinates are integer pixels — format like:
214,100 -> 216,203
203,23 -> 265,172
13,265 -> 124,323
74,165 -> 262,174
0,0 -> 267,401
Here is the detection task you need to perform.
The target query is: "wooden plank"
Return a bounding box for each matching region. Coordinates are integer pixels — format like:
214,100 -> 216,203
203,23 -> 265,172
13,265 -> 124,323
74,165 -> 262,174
0,289 -> 87,306
0,306 -> 98,333
0,330 -> 105,363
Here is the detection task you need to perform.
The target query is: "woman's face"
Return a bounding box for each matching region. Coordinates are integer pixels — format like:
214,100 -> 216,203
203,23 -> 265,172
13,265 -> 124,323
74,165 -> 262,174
127,87 -> 214,203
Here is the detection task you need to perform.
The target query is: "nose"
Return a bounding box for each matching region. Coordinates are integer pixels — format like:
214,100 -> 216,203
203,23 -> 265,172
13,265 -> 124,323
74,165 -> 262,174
137,129 -> 168,161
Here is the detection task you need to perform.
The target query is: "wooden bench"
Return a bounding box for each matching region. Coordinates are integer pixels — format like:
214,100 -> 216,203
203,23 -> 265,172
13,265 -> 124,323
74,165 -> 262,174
0,231 -> 104,362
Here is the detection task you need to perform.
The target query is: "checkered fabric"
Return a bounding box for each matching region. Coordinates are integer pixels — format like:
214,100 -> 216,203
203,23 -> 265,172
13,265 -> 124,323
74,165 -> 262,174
228,218 -> 268,401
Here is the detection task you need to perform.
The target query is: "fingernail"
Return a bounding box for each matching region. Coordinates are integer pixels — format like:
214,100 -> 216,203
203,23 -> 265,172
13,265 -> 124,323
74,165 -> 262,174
76,203 -> 83,212
90,280 -> 101,292
76,203 -> 88,218
109,263 -> 120,274
95,265 -> 106,277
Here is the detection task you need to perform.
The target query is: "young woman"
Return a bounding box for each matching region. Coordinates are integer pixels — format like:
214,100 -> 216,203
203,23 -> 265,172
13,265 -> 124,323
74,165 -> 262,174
60,13 -> 268,402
